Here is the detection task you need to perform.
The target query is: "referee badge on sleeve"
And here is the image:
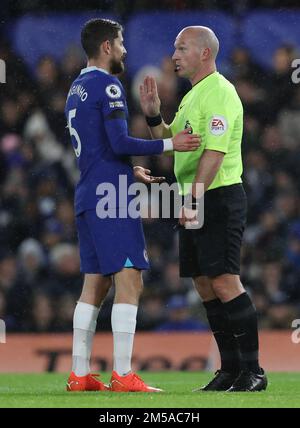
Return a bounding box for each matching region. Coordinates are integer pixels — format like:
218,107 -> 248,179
209,115 -> 228,136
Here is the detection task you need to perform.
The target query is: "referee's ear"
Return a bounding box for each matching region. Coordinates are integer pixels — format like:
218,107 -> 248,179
201,47 -> 211,61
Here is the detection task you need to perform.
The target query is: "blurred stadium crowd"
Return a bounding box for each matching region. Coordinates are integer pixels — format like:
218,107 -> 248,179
3,0 -> 300,18
1,3 -> 300,333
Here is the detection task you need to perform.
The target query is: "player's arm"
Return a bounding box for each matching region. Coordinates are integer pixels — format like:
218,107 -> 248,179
191,149 -> 225,198
104,111 -> 199,155
180,101 -> 230,226
191,116 -> 230,198
179,147 -> 225,227
139,76 -> 172,139
103,80 -> 199,156
192,95 -> 232,198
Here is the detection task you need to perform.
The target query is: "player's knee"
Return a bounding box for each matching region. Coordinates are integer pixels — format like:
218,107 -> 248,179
211,274 -> 244,301
211,275 -> 228,297
80,274 -> 112,306
115,279 -> 143,305
193,276 -> 215,301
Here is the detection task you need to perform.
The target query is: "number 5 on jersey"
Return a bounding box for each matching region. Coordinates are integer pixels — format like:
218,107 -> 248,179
68,108 -> 82,157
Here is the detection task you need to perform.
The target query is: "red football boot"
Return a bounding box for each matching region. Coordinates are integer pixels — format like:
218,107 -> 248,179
66,372 -> 109,392
109,371 -> 163,393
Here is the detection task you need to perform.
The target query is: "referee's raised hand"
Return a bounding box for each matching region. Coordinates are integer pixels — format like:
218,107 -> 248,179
139,76 -> 161,117
172,128 -> 200,152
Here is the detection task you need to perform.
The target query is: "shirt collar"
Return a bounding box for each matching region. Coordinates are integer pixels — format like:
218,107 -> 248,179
192,71 -> 218,88
80,66 -> 109,75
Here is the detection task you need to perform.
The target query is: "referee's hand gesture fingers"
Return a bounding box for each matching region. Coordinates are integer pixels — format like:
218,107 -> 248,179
139,76 -> 161,117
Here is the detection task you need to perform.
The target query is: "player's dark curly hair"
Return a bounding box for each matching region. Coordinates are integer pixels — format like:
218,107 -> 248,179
81,18 -> 123,59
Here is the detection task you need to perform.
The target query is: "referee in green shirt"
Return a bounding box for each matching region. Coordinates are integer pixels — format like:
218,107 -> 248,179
140,26 -> 267,392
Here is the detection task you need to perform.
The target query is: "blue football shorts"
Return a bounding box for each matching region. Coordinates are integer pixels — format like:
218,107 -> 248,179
76,209 -> 150,275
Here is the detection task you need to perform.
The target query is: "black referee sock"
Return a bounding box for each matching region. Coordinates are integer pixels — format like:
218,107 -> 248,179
224,292 -> 260,374
203,299 -> 241,374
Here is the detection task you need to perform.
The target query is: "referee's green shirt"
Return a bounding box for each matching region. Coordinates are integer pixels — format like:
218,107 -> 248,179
170,71 -> 243,194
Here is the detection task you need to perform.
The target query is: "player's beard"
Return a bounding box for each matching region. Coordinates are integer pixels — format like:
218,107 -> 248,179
110,56 -> 125,75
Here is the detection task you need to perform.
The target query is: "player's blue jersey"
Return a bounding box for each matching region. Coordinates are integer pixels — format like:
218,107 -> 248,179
65,67 -> 132,214
65,66 -> 165,274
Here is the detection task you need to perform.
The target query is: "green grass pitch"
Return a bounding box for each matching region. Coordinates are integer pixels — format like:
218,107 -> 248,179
0,372 -> 299,408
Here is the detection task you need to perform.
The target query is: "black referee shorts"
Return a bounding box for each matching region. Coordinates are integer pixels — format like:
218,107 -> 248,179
179,183 -> 247,278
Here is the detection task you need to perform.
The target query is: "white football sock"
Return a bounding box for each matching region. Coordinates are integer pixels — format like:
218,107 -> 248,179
111,303 -> 137,376
72,301 -> 100,377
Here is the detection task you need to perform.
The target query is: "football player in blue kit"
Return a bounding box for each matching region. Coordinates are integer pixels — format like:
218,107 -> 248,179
65,18 -> 200,392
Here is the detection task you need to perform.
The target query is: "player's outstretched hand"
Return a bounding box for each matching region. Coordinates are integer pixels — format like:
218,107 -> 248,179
172,128 -> 200,152
134,166 -> 166,184
139,76 -> 161,117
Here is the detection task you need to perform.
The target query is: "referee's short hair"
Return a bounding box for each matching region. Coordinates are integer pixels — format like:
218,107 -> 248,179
81,18 -> 123,59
